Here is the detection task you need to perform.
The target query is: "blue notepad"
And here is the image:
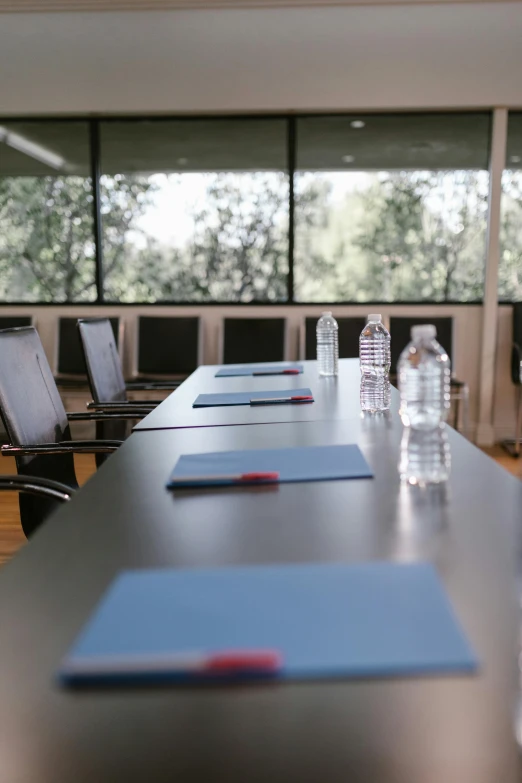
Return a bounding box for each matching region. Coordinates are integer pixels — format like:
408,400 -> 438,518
216,364 -> 304,377
58,562 -> 478,686
193,387 -> 313,408
167,444 -> 373,488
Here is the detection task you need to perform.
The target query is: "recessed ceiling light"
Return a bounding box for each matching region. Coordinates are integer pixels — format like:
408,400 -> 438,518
177,157 -> 188,165
342,154 -> 355,163
350,120 -> 365,129
510,155 -> 521,164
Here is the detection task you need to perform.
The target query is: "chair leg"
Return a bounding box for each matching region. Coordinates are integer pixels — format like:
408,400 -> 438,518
515,386 -> 522,457
462,385 -> 470,440
502,385 -> 522,457
453,394 -> 460,430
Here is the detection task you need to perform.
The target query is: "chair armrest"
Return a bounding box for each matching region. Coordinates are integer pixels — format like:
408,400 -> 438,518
86,401 -> 157,411
126,382 -> 181,391
67,411 -> 151,421
0,475 -> 73,502
2,440 -> 122,457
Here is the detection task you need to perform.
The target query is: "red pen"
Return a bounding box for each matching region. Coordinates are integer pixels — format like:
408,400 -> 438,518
170,471 -> 280,486
204,649 -> 283,675
252,368 -> 300,376
250,395 -> 313,405
60,649 -> 283,679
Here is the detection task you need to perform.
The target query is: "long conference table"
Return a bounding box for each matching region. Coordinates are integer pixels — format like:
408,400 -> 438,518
0,359 -> 522,782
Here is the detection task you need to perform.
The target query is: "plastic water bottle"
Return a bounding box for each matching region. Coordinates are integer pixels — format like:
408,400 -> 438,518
398,324 -> 451,484
359,314 -> 391,411
399,427 -> 451,486
316,312 -> 338,377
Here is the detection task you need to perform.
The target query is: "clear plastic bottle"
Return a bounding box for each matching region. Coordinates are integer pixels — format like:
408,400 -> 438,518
316,312 -> 339,377
399,427 -> 451,486
359,314 -> 391,411
398,324 -> 451,484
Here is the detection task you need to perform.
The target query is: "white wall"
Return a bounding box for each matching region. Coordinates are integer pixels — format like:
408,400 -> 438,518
0,4 -> 522,115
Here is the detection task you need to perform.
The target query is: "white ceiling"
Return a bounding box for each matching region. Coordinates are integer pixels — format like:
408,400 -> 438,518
0,0 -> 520,8
1,4 -> 522,116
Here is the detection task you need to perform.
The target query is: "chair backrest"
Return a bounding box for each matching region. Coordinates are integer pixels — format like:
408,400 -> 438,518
0,327 -> 78,536
513,303 -> 522,348
304,316 -> 366,360
135,316 -> 201,378
77,319 -> 127,403
389,316 -> 454,375
77,319 -> 130,453
56,316 -> 120,378
511,303 -> 522,384
0,316 -> 33,330
222,318 -> 286,364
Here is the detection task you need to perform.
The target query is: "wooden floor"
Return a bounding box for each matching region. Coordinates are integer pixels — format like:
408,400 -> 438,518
481,445 -> 522,480
0,455 -> 96,567
0,448 -> 520,568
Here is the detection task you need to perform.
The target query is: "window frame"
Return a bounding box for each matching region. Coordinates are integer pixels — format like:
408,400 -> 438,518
0,110 -> 502,306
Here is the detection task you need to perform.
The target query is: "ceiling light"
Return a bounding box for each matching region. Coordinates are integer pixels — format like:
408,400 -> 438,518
0,125 -> 65,170
350,120 -> 365,129
510,155 -> 521,164
342,155 -> 355,163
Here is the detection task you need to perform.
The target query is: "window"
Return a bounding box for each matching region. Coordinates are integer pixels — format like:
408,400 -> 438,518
294,113 -> 491,302
499,112 -> 522,301
0,113 -> 499,305
99,119 -> 289,302
0,121 -> 95,302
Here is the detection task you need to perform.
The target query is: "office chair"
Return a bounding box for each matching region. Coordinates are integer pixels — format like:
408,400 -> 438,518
502,303 -> 522,457
303,316 -> 366,359
133,316 -> 201,381
78,318 -> 180,401
0,327 -> 139,537
222,318 -> 287,364
77,318 -> 165,465
55,316 -> 121,388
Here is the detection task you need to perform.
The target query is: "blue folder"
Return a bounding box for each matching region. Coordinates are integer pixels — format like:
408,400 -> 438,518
167,444 -> 373,488
216,364 -> 304,377
193,387 -> 313,408
58,562 -> 478,686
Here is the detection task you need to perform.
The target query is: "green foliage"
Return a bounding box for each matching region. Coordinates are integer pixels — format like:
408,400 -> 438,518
295,170 -> 490,302
103,173 -> 289,302
0,165 -> 521,304
0,173 -> 158,302
499,172 -> 522,301
0,176 -> 96,301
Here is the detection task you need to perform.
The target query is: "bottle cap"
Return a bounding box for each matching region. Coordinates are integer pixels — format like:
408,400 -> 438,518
321,311 -> 333,317
367,314 -> 381,322
411,324 -> 436,340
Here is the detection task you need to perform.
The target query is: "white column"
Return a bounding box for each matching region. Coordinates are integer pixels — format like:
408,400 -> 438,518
476,108 -> 508,446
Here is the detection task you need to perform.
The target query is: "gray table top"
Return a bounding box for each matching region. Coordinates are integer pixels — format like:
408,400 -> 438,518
134,359 -> 362,430
0,375 -> 521,782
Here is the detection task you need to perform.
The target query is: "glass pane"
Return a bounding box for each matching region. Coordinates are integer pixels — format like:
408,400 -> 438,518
295,113 -> 490,302
100,119 -> 289,302
499,112 -> 522,301
0,121 -> 95,302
